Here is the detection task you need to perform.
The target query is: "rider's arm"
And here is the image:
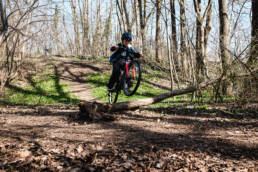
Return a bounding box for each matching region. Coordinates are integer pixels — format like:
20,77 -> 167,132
129,47 -> 142,58
110,46 -> 118,52
110,43 -> 123,52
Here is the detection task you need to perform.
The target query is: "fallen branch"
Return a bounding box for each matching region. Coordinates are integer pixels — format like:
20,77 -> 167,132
78,78 -> 219,120
78,69 -> 258,121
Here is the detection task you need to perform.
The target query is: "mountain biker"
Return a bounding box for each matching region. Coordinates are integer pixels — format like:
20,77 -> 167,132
107,32 -> 143,91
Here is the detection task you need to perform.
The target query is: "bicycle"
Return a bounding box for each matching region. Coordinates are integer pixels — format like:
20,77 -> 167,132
108,47 -> 142,104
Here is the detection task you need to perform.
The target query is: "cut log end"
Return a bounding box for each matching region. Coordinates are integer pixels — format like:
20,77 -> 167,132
78,101 -> 115,121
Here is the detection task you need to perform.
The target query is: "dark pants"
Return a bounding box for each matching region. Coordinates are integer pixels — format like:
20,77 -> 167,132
107,59 -> 122,89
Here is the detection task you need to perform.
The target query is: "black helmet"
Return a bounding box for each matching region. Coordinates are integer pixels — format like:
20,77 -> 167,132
121,32 -> 132,41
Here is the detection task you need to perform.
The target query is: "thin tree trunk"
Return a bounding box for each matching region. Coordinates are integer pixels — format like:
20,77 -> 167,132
170,0 -> 179,71
138,0 -> 154,55
116,2 -> 123,33
193,0 -> 211,83
116,0 -> 126,32
155,0 -> 161,62
0,0 -> 7,34
104,3 -> 113,56
78,0 -> 89,55
203,0 -> 212,72
70,0 -> 80,56
194,0 -> 204,83
133,0 -> 140,49
138,0 -> 147,54
179,0 -> 188,77
249,0 -> 258,66
218,0 -> 231,95
63,14 -> 73,54
53,4 -> 61,55
164,0 -> 174,91
92,1 -> 102,57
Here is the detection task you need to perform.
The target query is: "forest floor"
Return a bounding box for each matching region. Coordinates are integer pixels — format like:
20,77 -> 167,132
0,56 -> 257,171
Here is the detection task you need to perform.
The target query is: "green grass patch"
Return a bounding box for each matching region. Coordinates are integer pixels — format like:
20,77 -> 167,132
1,67 -> 79,106
85,70 -> 237,109
85,72 -> 195,106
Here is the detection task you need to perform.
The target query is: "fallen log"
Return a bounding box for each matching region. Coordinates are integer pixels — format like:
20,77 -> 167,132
77,65 -> 258,121
78,78 -> 221,120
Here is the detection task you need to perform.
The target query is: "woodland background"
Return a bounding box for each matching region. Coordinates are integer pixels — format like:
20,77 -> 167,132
0,0 -> 257,99
0,1 -> 257,171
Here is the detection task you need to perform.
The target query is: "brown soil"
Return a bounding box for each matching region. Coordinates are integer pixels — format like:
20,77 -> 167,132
0,56 -> 257,171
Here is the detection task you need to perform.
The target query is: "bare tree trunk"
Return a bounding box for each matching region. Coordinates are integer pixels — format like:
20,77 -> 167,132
218,0 -> 231,95
179,0 -> 188,77
70,0 -> 80,56
78,0 -> 89,56
0,0 -> 8,34
133,0 -> 140,49
203,0 -> 212,72
193,0 -> 204,83
53,4 -> 61,55
138,0 -> 154,55
138,0 -> 147,54
193,0 -> 211,83
249,0 -> 258,67
123,0 -> 136,32
170,0 -> 179,71
63,14 -> 73,55
116,0 -> 126,32
116,1 -> 124,33
92,1 -> 102,57
155,0 -> 161,62
164,0 -> 174,91
103,3 -> 113,56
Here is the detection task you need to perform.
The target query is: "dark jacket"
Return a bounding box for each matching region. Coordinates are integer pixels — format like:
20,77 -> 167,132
109,42 -> 140,63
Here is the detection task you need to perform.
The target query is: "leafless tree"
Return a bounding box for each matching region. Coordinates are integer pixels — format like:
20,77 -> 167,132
0,0 -> 50,91
218,0 -> 231,95
138,0 -> 155,55
170,0 -> 179,71
0,0 -> 8,34
78,0 -> 90,56
193,0 -> 212,84
70,0 -> 80,55
179,0 -> 188,77
249,0 -> 258,67
155,0 -> 162,62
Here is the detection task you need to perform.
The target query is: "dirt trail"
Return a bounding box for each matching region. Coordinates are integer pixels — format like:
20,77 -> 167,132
0,56 -> 257,171
52,56 -> 110,102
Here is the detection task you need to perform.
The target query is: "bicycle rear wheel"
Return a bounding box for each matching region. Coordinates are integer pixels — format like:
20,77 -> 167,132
123,61 -> 141,96
108,83 -> 119,104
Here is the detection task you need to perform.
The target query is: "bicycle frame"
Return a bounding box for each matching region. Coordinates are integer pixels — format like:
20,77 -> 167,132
126,61 -> 136,79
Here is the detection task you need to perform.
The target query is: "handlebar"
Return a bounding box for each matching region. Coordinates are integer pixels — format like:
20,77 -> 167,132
118,46 -> 141,58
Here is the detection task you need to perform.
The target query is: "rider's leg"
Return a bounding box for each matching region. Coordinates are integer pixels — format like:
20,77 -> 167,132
107,60 -> 120,90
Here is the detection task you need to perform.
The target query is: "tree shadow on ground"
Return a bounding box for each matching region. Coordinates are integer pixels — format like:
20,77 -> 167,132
62,61 -> 103,72
95,114 -> 258,161
113,111 -> 257,132
1,65 -> 80,106
0,107 -> 257,171
142,79 -> 171,91
143,104 -> 258,120
66,109 -> 258,161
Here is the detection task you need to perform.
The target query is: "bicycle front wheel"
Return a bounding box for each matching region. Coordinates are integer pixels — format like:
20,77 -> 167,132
108,83 -> 119,104
123,61 -> 141,96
